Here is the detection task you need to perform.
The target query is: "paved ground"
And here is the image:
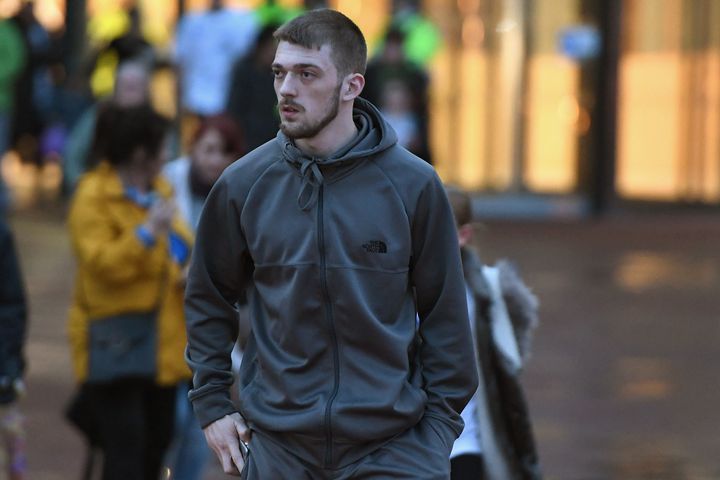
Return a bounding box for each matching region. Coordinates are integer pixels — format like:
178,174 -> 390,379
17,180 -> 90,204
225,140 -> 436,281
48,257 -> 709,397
7,196 -> 720,479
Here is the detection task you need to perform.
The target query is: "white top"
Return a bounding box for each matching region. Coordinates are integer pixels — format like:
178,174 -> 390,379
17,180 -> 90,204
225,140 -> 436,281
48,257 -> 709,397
450,285 -> 482,458
162,157 -> 205,229
175,8 -> 259,115
381,111 -> 418,149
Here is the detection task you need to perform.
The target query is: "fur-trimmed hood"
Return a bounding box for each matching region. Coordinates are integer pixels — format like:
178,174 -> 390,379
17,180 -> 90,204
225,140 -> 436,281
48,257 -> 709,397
461,246 -> 539,363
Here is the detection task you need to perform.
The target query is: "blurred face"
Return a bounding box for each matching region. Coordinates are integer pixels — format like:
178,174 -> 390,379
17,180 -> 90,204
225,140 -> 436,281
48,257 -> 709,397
382,39 -> 405,63
129,137 -> 169,186
381,80 -> 412,114
114,69 -> 149,107
272,41 -> 344,140
190,128 -> 234,187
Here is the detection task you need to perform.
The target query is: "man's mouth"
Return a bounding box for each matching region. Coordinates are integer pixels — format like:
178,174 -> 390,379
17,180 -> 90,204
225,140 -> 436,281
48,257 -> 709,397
280,103 -> 302,115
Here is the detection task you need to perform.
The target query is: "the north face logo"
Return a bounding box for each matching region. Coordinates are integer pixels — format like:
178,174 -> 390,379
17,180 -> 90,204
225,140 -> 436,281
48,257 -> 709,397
362,240 -> 387,254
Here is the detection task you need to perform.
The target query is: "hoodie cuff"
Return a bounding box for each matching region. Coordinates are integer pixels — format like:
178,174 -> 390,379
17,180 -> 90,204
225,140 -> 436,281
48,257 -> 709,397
190,390 -> 238,429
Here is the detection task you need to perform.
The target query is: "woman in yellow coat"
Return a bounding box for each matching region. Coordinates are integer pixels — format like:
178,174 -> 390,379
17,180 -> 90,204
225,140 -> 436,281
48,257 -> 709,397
66,104 -> 192,480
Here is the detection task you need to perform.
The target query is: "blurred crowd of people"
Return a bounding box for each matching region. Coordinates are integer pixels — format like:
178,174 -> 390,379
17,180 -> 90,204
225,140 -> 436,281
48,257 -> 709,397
0,0 -> 437,213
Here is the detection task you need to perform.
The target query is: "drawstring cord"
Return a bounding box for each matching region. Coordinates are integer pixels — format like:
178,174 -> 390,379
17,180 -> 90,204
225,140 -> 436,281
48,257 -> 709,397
297,157 -> 324,211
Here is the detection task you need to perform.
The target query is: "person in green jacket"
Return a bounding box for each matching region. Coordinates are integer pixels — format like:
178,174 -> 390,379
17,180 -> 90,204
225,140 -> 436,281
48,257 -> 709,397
0,18 -> 26,213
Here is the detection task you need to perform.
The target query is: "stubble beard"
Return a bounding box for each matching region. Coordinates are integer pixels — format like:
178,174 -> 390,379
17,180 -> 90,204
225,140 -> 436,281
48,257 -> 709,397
279,83 -> 342,140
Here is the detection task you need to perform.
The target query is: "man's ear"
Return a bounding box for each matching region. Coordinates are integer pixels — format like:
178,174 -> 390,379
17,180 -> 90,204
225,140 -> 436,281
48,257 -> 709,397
458,224 -> 474,248
342,73 -> 365,101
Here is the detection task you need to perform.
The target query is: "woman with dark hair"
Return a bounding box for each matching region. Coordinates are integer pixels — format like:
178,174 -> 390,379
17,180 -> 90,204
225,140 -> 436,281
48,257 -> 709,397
66,104 -> 193,480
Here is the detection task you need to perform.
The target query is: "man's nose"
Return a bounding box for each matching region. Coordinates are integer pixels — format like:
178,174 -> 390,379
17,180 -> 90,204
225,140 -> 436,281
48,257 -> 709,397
278,74 -> 297,97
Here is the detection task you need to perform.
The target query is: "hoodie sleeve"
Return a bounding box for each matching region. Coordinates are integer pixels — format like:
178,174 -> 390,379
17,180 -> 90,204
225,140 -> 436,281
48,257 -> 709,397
185,176 -> 251,427
410,174 -> 479,439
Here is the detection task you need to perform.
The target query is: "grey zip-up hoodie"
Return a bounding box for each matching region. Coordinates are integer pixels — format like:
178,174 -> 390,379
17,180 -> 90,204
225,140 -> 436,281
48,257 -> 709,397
185,98 -> 478,469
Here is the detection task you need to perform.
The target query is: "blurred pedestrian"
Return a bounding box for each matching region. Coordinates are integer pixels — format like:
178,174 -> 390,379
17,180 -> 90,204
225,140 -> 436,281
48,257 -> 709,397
87,4 -> 156,101
185,9 -> 477,478
9,1 -> 54,166
445,185 -> 543,480
0,18 -> 26,214
226,24 -> 280,151
98,5 -> 155,68
66,104 -> 193,480
377,78 -> 422,152
253,0 -> 303,28
62,61 -> 151,193
363,25 -> 432,163
162,114 -> 243,480
0,217 -> 28,480
174,0 -> 258,118
388,0 -> 442,67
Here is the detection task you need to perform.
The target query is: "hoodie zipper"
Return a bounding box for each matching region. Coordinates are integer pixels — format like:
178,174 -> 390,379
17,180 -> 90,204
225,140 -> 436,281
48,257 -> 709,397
318,184 -> 340,468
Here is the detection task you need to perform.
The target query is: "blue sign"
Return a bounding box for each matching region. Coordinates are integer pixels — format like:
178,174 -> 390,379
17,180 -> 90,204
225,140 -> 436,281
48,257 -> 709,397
558,25 -> 602,61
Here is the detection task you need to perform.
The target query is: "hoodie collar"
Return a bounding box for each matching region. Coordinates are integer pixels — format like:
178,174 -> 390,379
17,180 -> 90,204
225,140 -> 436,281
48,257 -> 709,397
280,98 -> 397,211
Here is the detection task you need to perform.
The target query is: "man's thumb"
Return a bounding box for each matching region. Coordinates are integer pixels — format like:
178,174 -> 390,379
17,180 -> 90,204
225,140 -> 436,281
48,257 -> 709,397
234,419 -> 251,443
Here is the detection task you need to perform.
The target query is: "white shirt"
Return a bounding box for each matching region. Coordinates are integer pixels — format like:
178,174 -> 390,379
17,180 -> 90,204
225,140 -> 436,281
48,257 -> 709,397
175,8 -> 259,115
450,285 -> 482,458
381,111 -> 418,149
162,157 -> 204,229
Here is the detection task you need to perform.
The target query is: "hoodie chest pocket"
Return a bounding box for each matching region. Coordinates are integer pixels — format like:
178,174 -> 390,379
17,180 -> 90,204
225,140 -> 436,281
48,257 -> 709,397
323,188 -> 412,273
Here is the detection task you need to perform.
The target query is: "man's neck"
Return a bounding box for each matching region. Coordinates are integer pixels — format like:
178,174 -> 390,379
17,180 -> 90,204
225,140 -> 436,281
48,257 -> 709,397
295,110 -> 358,158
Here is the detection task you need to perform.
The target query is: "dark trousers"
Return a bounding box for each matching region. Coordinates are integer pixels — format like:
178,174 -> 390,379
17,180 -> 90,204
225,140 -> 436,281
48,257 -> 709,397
450,454 -> 484,480
242,416 -> 453,479
87,380 -> 176,480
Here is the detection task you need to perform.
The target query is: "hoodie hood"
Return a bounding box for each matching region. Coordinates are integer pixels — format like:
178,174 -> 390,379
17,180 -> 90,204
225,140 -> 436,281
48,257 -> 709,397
278,97 -> 398,210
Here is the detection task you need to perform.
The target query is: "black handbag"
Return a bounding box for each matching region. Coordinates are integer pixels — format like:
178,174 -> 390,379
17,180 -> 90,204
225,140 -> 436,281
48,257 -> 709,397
87,311 -> 157,383
85,259 -> 167,384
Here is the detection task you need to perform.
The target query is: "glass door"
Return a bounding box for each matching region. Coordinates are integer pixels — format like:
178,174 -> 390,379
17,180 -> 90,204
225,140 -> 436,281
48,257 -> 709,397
617,0 -> 720,203
426,0 -> 587,196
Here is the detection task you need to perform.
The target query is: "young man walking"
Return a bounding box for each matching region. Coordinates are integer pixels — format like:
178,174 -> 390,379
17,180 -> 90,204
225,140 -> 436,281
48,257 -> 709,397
185,9 -> 478,478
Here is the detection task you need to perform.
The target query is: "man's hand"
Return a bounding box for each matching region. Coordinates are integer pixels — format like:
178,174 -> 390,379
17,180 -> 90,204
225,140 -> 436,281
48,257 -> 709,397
203,413 -> 252,476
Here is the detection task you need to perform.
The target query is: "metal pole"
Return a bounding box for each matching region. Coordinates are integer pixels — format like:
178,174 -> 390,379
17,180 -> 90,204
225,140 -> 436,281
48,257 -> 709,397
579,0 -> 621,216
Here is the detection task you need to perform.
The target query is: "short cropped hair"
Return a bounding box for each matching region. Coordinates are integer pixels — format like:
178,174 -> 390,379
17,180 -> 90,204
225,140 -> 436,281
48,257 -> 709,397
445,185 -> 473,227
273,9 -> 367,76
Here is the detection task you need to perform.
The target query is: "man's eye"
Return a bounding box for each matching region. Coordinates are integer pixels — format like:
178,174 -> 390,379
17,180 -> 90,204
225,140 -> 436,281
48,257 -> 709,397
273,70 -> 284,78
301,71 -> 314,79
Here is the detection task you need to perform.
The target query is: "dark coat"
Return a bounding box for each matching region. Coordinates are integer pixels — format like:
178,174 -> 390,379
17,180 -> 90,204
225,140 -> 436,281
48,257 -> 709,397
0,218 -> 27,404
226,55 -> 278,152
462,247 -> 542,480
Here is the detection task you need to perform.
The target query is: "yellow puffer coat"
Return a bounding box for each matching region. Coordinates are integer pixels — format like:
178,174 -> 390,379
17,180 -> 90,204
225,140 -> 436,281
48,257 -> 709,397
67,162 -> 192,386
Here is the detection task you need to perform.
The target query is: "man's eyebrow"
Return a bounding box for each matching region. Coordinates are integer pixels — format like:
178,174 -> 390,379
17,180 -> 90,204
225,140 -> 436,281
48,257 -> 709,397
272,62 -> 322,70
